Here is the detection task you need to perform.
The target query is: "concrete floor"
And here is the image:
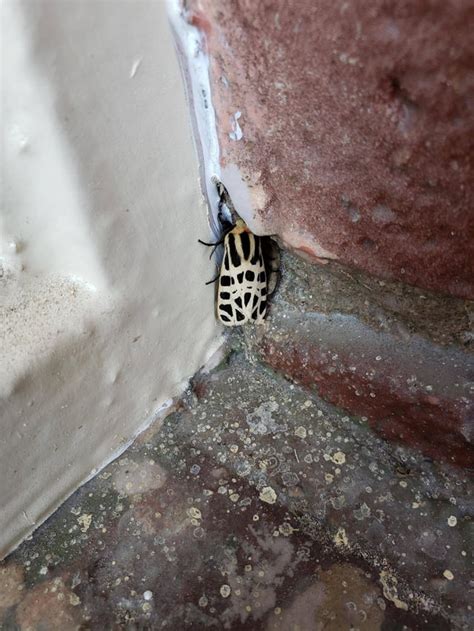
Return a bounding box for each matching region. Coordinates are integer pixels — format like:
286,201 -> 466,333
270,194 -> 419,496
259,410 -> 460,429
1,345 -> 471,630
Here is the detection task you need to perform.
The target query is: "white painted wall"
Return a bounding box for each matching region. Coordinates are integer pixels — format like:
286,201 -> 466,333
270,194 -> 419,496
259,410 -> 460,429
0,0 -> 221,557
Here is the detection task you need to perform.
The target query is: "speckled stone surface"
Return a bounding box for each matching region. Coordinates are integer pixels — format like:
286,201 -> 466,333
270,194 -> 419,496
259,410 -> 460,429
1,347 -> 471,629
188,0 -> 474,298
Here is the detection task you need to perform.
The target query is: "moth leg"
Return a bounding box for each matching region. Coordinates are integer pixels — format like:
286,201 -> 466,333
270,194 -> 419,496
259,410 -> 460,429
209,244 -> 221,260
205,273 -> 220,286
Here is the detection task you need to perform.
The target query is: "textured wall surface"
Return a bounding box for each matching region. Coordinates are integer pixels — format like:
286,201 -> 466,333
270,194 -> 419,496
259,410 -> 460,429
189,0 -> 474,299
0,0 -> 221,558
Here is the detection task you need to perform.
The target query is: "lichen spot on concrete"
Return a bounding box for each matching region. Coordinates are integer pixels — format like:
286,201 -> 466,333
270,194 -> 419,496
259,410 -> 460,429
331,450 -> 346,465
77,514 -> 92,533
259,486 -> 277,504
334,527 -> 349,548
220,584 -> 231,598
295,426 -> 307,439
379,570 -> 408,611
187,507 -> 202,520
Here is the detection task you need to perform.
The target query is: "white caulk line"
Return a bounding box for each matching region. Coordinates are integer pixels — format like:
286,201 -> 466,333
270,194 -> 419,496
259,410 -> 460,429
166,0 -> 224,237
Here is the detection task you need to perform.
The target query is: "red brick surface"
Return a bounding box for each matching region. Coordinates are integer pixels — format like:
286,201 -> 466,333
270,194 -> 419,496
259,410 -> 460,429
245,252 -> 474,469
189,0 -> 474,298
258,315 -> 474,468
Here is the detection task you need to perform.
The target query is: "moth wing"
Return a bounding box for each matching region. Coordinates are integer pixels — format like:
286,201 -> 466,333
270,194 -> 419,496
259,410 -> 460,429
261,236 -> 280,297
217,233 -> 267,326
236,253 -> 267,324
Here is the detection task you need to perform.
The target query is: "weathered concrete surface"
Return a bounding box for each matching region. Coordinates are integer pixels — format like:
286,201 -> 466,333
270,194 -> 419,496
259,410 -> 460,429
1,353 -> 471,629
248,252 -> 474,468
188,0 -> 474,298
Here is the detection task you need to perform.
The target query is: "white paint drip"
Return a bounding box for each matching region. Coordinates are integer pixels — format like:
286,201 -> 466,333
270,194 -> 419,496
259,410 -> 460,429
229,111 -> 243,141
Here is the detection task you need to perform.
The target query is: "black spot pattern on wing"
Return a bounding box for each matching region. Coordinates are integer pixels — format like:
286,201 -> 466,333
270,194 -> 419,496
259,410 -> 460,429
220,303 -> 233,316
240,231 -> 251,259
220,275 -> 231,287
220,291 -> 230,300
244,292 -> 251,306
251,236 -> 261,265
228,233 -> 241,268
245,270 -> 255,282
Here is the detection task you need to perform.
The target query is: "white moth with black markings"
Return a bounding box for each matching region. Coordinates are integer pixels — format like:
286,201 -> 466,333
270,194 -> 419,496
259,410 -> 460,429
218,219 -> 267,325
199,180 -> 280,326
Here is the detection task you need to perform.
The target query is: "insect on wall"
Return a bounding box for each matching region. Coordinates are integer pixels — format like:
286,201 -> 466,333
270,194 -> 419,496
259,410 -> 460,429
199,179 -> 280,326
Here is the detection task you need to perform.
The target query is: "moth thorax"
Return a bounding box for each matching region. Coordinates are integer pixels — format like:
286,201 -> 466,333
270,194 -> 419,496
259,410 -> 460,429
232,218 -> 249,235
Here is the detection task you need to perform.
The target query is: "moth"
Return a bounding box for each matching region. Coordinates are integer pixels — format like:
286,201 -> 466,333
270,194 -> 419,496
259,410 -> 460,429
199,179 -> 280,326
